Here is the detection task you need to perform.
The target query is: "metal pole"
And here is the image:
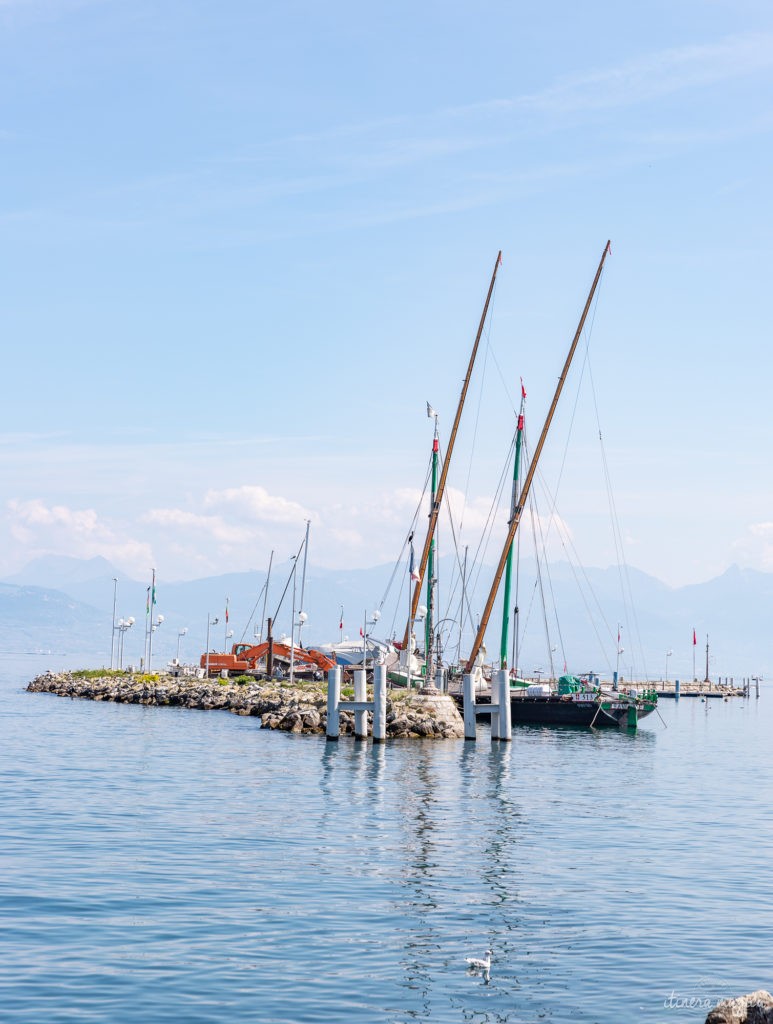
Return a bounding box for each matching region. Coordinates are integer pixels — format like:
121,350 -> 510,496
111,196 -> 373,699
259,550 -> 274,644
148,568 -> 156,672
110,578 -> 118,670
362,608 -> 367,673
404,251 -> 503,648
501,393 -> 525,668
406,572 -> 412,691
298,520 -> 310,648
289,559 -> 297,686
458,545 -> 468,667
266,617 -> 274,678
206,615 -> 211,678
425,416 -> 439,687
176,628 -> 187,663
465,241 -> 611,673
513,605 -> 519,680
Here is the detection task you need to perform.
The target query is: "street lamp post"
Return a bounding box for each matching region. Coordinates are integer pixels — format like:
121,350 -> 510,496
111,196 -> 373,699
205,615 -> 219,677
148,614 -> 164,672
116,616 -> 135,669
176,627 -> 188,664
290,611 -> 307,686
110,577 -> 118,670
665,649 -> 673,684
362,608 -> 381,673
405,605 -> 426,690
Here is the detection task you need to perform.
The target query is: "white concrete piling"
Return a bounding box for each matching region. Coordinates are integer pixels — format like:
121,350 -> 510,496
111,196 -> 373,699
326,666 -> 341,742
354,668 -> 368,740
463,673 -> 477,740
464,670 -> 512,742
496,669 -> 512,742
373,664 -> 387,743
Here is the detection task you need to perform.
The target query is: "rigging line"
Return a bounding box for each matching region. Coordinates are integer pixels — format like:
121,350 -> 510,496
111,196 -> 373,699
486,343 -> 519,418
441,479 -> 481,646
466,430 -> 517,615
518,574 -> 542,672
525,431 -> 616,674
534,459 -> 617,669
459,277 -> 499,538
528,497 -> 554,679
271,535 -> 306,627
597,425 -> 648,679
525,420 -> 614,645
377,449 -> 433,613
532,269 -> 607,552
238,578 -> 268,644
529,485 -> 567,677
444,426 -> 517,635
387,562 -> 407,644
582,319 -> 649,679
546,501 -> 616,676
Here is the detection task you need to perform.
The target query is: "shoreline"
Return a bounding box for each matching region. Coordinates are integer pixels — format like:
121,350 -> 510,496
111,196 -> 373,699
26,670 -> 465,739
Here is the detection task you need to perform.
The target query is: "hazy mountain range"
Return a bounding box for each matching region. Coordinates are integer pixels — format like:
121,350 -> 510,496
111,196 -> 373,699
1,554 -> 769,682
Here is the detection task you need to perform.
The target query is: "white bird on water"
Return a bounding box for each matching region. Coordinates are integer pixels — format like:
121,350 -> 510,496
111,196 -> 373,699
466,949 -> 492,973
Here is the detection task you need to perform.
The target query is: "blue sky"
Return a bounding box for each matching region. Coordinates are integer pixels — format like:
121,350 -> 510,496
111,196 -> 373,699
1,0 -> 772,589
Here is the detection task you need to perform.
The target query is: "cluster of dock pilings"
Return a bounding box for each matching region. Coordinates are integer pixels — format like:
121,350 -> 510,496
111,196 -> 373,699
463,669 -> 511,741
324,664 -> 503,742
665,676 -> 759,699
326,664 -> 387,742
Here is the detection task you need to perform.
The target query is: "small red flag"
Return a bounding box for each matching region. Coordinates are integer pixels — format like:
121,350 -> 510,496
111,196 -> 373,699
692,629 -> 697,646
520,377 -> 527,399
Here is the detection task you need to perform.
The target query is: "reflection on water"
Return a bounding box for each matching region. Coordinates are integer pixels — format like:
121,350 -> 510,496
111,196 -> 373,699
3,660 -> 773,1023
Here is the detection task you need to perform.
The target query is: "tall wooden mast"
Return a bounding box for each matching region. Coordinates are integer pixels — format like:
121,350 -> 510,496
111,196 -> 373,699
402,250 -> 502,649
464,241 -> 611,673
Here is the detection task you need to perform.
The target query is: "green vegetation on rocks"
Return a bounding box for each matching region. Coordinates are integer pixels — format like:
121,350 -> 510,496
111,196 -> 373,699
27,671 -> 465,739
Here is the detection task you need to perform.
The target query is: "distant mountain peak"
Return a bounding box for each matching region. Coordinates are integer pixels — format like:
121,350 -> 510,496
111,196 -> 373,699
2,554 -> 129,588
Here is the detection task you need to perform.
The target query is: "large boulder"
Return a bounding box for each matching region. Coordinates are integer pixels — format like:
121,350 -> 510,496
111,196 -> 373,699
706,991 -> 773,1024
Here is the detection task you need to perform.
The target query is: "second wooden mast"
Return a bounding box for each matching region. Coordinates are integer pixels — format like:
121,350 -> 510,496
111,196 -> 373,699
464,240 -> 612,674
402,250 -> 502,650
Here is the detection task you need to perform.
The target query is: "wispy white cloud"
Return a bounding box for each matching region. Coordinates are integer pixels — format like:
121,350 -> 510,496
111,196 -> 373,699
732,521 -> 773,571
6,498 -> 153,573
204,485 -> 311,525
142,507 -> 254,545
454,32 -> 773,118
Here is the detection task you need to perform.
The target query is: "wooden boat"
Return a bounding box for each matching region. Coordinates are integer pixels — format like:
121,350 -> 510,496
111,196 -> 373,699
461,241 -> 658,730
454,676 -> 658,728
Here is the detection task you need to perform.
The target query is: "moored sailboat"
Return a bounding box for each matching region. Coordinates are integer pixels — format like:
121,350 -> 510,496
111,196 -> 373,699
460,240 -> 658,730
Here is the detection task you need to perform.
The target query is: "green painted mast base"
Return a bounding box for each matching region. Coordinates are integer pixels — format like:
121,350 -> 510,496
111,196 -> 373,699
500,395 -> 525,668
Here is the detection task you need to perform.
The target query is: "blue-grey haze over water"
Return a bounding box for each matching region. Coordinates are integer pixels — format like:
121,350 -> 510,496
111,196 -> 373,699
2,654 -> 772,1023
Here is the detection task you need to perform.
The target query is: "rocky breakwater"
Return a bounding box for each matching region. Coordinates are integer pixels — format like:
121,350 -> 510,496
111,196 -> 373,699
26,671 -> 465,739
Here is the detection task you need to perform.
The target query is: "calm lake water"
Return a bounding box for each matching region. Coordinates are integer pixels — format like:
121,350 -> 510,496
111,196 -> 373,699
2,654 -> 771,1023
